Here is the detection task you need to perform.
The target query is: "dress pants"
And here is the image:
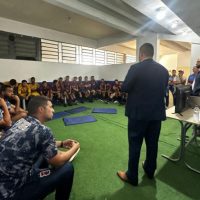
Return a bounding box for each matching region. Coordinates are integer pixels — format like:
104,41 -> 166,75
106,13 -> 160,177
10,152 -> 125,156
14,162 -> 74,200
126,118 -> 161,184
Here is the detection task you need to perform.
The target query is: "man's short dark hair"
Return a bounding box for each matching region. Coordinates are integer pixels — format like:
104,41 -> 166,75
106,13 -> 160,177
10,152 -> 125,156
196,65 -> 200,69
28,96 -> 50,116
22,80 -> 27,84
0,82 -> 4,92
2,85 -> 12,92
9,79 -> 17,86
139,43 -> 154,57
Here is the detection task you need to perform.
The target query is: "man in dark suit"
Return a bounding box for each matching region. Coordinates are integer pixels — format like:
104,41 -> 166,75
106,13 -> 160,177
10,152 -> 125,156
117,43 -> 169,186
192,61 -> 200,96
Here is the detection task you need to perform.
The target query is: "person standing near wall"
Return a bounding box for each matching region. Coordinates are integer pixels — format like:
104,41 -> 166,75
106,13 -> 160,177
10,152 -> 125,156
117,43 -> 169,186
192,59 -> 200,95
187,66 -> 198,85
168,69 -> 179,105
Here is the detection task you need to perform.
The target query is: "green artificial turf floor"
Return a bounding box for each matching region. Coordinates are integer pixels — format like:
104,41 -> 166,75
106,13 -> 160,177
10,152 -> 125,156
44,101 -> 200,200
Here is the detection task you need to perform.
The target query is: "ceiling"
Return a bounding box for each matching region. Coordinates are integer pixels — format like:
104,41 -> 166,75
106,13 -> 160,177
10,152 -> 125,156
162,0 -> 200,37
0,0 -> 198,53
119,40 -> 191,56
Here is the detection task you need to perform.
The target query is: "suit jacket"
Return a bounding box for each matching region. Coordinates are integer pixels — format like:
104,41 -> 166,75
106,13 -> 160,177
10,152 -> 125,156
122,58 -> 169,121
193,71 -> 200,95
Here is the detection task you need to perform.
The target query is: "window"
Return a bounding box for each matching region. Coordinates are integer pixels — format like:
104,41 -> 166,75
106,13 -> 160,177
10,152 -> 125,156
41,39 -> 59,62
61,43 -> 77,64
0,31 -> 40,61
15,35 -> 40,60
116,53 -> 124,64
106,51 -> 115,65
0,33 -> 9,58
80,46 -> 94,65
0,31 -> 136,65
95,49 -> 105,65
126,54 -> 136,63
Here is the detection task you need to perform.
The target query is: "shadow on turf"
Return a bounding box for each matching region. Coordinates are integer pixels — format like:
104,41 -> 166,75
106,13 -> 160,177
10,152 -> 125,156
98,176 -> 157,200
157,146 -> 200,200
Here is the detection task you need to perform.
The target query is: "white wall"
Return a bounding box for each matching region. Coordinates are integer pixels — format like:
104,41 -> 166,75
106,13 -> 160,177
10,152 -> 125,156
159,54 -> 178,71
177,51 -> 191,67
191,43 -> 200,67
0,59 -> 101,82
0,59 -> 133,82
98,63 -> 132,81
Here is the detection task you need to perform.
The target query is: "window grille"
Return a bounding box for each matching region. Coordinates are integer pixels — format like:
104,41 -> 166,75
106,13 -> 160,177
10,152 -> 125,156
126,54 -> 136,63
41,39 -> 59,62
106,51 -> 115,65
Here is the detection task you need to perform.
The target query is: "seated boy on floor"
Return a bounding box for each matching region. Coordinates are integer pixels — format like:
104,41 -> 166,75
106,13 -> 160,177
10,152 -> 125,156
0,83 -> 12,135
2,85 -> 27,122
18,80 -> 31,109
0,98 -> 12,135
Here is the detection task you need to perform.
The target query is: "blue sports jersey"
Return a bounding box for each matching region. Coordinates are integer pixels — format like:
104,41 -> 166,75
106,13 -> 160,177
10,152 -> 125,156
0,116 -> 58,199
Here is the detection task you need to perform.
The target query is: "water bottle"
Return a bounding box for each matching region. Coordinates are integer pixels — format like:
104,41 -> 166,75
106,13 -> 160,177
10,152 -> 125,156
22,98 -> 26,110
193,106 -> 199,122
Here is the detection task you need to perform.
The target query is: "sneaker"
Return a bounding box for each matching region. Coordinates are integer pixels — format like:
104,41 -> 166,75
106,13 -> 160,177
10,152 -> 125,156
114,100 -> 119,104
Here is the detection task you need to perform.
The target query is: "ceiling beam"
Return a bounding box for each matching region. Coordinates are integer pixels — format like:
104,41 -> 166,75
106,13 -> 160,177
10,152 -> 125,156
161,40 -> 188,52
158,33 -> 200,44
174,41 -> 191,51
44,0 -> 149,36
93,0 -> 145,25
97,33 -> 136,48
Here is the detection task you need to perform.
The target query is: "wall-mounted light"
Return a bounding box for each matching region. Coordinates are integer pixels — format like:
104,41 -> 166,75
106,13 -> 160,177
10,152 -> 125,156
156,7 -> 166,20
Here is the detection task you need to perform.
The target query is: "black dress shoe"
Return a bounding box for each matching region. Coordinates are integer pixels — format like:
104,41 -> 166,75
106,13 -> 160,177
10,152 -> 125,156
142,161 -> 154,179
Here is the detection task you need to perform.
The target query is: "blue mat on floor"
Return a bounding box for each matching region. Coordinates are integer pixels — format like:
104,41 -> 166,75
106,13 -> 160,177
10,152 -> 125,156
52,111 -> 70,120
92,108 -> 117,114
63,115 -> 97,126
65,106 -> 89,114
